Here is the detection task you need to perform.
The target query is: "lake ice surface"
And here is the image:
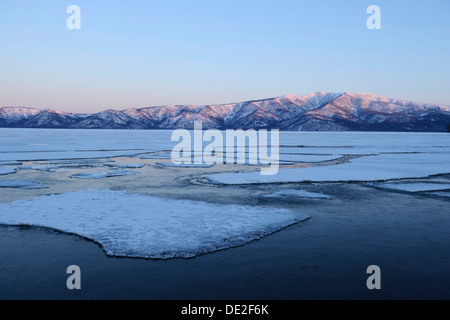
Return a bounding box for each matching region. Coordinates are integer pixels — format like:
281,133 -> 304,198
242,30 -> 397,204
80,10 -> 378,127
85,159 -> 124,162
0,129 -> 449,259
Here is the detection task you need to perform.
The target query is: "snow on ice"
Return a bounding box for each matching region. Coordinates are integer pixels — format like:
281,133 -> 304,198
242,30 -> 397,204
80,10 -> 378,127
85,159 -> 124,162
0,189 -> 308,259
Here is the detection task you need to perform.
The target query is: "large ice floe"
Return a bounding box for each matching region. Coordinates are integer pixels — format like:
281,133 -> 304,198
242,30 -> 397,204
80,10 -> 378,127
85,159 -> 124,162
0,189 -> 308,259
104,163 -> 146,169
208,153 -> 450,184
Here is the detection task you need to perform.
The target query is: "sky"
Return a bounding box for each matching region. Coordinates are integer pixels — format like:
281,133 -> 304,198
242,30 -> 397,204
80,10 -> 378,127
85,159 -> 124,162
0,0 -> 449,113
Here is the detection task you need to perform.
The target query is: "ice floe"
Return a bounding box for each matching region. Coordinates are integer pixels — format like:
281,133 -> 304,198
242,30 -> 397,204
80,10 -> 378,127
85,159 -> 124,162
41,159 -> 112,166
106,170 -> 141,177
262,189 -> 332,199
208,153 -> 450,184
42,159 -> 109,164
375,183 -> 450,192
139,150 -> 337,164
139,153 -> 172,159
156,162 -> 215,168
19,159 -> 112,170
104,163 -> 146,169
277,154 -> 341,163
70,172 -> 109,179
250,154 -> 341,164
0,179 -> 48,189
69,170 -> 140,179
0,189 -> 308,259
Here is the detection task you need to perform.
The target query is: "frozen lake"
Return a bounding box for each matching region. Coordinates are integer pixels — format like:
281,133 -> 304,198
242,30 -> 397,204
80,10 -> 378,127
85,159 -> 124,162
0,128 -> 449,299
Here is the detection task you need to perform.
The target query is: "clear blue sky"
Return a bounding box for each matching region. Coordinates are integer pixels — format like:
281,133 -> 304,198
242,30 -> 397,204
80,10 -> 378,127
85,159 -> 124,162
1,0 -> 449,113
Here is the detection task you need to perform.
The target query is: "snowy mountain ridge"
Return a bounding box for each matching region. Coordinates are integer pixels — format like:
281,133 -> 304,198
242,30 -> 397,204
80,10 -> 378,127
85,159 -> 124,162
1,92 -> 449,131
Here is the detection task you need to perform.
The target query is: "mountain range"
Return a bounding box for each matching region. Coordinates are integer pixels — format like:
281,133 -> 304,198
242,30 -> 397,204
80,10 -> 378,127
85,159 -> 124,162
1,92 -> 449,132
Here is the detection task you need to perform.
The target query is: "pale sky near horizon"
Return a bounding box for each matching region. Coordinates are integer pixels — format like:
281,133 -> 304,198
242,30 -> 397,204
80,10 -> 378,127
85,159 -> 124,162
0,0 -> 449,113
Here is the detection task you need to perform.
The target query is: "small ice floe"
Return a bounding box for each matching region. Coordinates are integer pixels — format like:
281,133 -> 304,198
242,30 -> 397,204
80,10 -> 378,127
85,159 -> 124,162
70,172 -> 109,179
104,163 -> 146,169
139,153 -> 172,159
69,170 -> 140,179
43,159 -> 110,164
247,161 -> 295,166
0,189 -> 309,259
0,167 -> 17,175
156,162 -> 215,168
260,154 -> 341,163
142,151 -> 204,161
0,179 -> 48,189
375,183 -> 450,192
106,170 -> 140,177
262,189 -> 332,199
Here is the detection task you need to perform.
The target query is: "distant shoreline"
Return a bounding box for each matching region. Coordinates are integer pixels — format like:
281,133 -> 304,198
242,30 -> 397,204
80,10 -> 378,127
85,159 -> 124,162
1,92 -> 449,132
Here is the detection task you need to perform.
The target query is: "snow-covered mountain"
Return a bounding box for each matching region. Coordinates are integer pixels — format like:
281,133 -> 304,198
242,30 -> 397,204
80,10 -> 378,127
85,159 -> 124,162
1,92 -> 449,131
